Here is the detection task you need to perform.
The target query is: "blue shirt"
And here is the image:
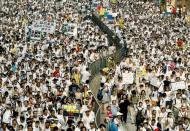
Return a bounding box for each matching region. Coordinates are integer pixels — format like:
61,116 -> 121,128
109,121 -> 118,131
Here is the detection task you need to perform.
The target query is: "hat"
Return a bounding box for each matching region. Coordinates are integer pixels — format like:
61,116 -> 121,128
90,121 -> 95,124
182,94 -> 186,98
87,90 -> 91,93
143,121 -> 148,124
85,108 -> 90,112
181,106 -> 186,109
116,112 -> 123,116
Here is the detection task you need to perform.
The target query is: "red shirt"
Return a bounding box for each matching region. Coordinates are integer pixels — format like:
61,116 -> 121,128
107,111 -> 113,118
177,40 -> 183,47
154,128 -> 161,131
172,8 -> 176,14
52,70 -> 60,77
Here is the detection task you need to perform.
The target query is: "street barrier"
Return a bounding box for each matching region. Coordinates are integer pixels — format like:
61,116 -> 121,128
88,13 -> 127,127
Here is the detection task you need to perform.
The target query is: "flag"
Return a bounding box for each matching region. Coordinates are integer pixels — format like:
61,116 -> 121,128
107,14 -> 113,20
99,7 -> 105,16
97,5 -> 101,11
104,11 -> 108,17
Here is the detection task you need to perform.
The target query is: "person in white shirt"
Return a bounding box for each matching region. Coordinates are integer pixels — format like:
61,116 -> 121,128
178,106 -> 188,119
81,68 -> 91,84
2,105 -> 12,124
173,93 -> 182,109
149,119 -> 157,131
97,124 -> 106,131
161,112 -> 174,131
44,121 -> 51,131
89,121 -> 97,131
183,118 -> 190,131
81,110 -> 95,130
33,121 -> 42,131
75,121 -> 84,131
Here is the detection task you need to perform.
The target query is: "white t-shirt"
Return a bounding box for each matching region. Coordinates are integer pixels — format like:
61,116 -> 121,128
82,114 -> 94,129
81,70 -> 91,83
2,109 -> 11,123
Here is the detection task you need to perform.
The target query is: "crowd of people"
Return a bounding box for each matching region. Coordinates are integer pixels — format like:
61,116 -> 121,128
1,0 -> 190,131
0,0 -> 112,131
96,0 -> 190,131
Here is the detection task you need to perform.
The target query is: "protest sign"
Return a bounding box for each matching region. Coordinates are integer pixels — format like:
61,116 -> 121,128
31,20 -> 56,34
30,30 -> 42,40
25,26 -> 42,41
62,23 -> 78,37
171,81 -> 186,91
150,77 -> 160,87
124,72 -> 134,85
25,20 -> 56,41
63,105 -> 80,117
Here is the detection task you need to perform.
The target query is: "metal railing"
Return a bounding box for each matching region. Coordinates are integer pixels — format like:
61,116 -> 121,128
90,13 -> 121,49
88,13 -> 128,127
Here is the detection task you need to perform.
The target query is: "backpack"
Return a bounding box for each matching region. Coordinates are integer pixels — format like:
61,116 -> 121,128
136,108 -> 145,126
97,89 -> 103,101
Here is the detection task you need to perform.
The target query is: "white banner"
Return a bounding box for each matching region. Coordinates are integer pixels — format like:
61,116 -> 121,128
25,26 -> 42,41
62,23 -> 78,37
31,20 -> 56,34
171,81 -> 186,91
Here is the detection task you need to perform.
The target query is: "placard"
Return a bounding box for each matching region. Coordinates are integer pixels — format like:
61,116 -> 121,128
62,23 -> 78,37
123,72 -> 134,85
171,81 -> 186,91
63,105 -> 80,117
25,26 -> 42,41
150,77 -> 160,87
31,20 -> 56,34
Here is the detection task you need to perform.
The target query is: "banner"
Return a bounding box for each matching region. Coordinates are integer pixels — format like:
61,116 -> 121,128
63,105 -> 80,117
62,23 -> 78,37
25,26 -> 45,41
31,20 -> 56,34
171,81 -> 186,91
30,30 -> 42,40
